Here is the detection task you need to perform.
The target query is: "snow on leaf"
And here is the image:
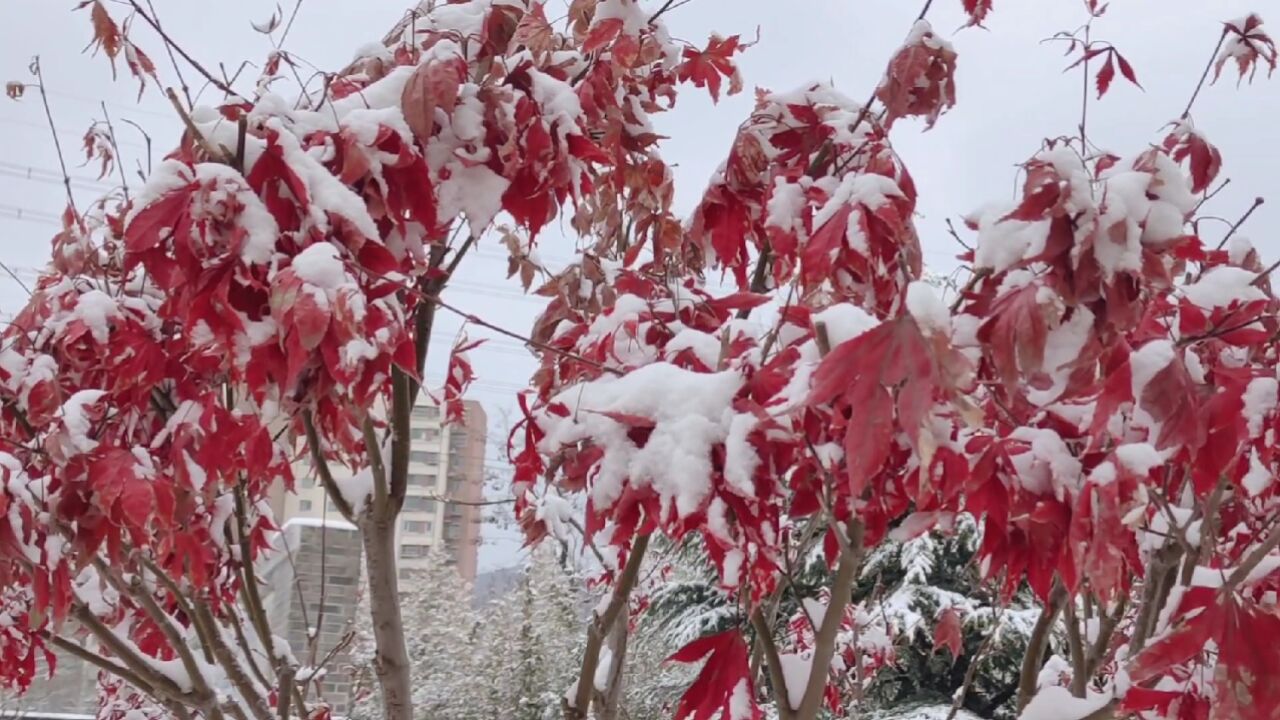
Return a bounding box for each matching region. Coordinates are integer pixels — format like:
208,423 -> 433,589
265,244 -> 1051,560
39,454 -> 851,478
877,21 -> 958,129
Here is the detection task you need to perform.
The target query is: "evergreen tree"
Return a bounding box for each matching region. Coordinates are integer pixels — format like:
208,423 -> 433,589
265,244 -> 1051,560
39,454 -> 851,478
856,516 -> 1039,719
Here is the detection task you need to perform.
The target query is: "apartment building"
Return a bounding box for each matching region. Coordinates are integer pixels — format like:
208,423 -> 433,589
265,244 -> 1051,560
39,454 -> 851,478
277,397 -> 488,582
259,519 -> 363,713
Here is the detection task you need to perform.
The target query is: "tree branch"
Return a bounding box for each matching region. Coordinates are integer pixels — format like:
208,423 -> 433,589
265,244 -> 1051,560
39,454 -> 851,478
794,520 -> 863,720
1016,583 -> 1066,712
566,534 -> 651,720
1064,600 -> 1088,698
303,410 -> 354,521
750,608 -> 795,720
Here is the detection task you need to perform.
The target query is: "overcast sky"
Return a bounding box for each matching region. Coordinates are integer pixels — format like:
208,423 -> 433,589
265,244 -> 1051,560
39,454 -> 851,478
2,0 -> 1278,571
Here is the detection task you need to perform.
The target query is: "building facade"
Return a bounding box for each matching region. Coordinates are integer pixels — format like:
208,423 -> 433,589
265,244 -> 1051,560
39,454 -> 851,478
278,397 -> 488,583
259,518 -> 363,714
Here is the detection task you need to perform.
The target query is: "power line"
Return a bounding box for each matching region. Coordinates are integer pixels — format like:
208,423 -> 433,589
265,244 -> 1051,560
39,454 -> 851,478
43,89 -> 176,122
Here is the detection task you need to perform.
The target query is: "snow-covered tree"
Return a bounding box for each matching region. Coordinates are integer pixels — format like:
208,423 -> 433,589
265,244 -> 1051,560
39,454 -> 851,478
4,2 -> 1280,720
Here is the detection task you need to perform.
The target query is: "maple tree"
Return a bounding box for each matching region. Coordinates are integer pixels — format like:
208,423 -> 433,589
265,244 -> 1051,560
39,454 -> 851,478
2,1 -> 1280,720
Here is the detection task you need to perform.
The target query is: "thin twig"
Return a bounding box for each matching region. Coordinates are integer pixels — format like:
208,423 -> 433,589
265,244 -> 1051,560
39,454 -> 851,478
944,218 -> 971,251
428,293 -> 622,376
143,0 -> 194,106
120,118 -> 154,175
30,58 -> 77,217
648,0 -> 693,24
1079,23 -> 1091,152
1182,28 -> 1229,119
1215,196 -> 1265,250
99,102 -> 130,202
1251,255 -> 1280,287
128,1 -> 241,98
0,262 -> 31,296
276,0 -> 307,49
947,603 -> 1006,720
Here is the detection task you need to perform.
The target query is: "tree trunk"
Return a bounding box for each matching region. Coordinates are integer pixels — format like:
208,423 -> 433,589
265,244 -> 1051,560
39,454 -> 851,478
362,515 -> 412,720
596,612 -> 629,720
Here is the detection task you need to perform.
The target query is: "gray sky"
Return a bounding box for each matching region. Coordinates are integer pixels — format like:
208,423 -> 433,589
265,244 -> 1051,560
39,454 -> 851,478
2,0 -> 1278,571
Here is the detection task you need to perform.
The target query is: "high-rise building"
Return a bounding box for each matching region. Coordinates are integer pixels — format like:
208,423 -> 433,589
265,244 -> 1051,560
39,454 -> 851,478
277,397 -> 488,583
259,518 -> 363,714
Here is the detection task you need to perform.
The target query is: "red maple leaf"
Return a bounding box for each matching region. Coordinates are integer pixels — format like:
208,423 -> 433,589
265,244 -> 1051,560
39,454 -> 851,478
668,630 -> 760,720
933,606 -> 964,659
676,34 -> 746,103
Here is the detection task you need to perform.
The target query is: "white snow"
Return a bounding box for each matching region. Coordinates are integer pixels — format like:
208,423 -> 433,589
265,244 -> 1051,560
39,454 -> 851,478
722,413 -> 759,498
1026,308 -> 1094,406
1114,443 -> 1166,476
1183,266 -> 1266,309
436,163 -> 511,239
1009,427 -> 1083,500
812,303 -> 878,347
1190,555 -> 1280,588
727,678 -> 754,720
1018,686 -> 1111,720
58,390 -> 107,454
193,163 -> 279,264
1242,449 -> 1273,497
765,177 -> 808,236
292,243 -> 349,289
971,204 -> 1052,273
721,548 -> 744,588
1141,200 -> 1186,245
334,466 -> 374,517
906,281 -> 950,336
1243,377 -> 1278,438
539,364 -> 746,517
594,0 -> 648,34
73,289 -> 120,344
1129,340 -> 1176,399
778,653 -> 812,710
593,647 -> 613,692
665,327 -> 723,369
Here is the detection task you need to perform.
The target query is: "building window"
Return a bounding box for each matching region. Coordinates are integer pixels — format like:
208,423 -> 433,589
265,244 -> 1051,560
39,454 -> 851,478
402,520 -> 430,534
404,496 -> 437,512
299,499 -> 313,512
410,451 -> 439,465
400,544 -> 430,559
412,406 -> 440,420
411,428 -> 441,441
409,472 -> 436,487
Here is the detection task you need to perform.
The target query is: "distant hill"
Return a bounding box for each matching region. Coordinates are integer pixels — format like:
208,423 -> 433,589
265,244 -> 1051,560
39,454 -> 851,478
471,565 -> 522,607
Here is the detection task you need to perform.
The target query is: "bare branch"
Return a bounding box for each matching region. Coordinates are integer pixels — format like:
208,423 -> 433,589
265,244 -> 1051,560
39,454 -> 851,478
128,1 -> 241,98
1216,196 -> 1265,250
29,58 -> 77,217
